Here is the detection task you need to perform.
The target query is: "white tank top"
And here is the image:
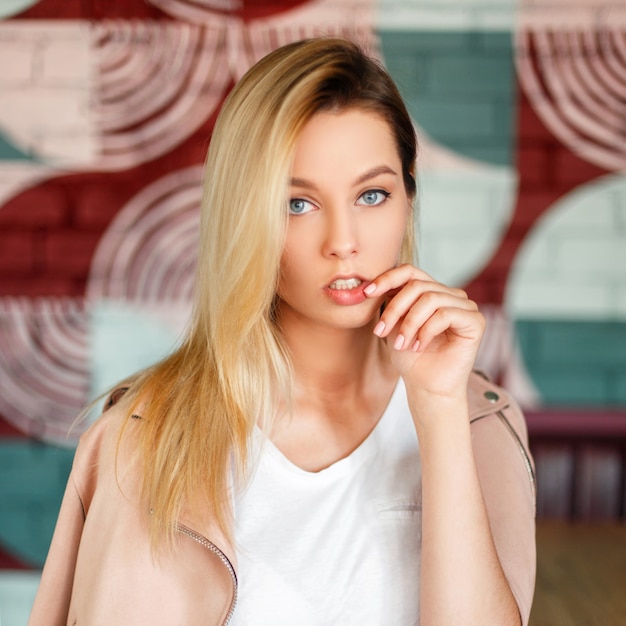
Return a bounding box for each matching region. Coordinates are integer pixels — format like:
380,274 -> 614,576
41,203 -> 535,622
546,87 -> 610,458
231,379 -> 422,625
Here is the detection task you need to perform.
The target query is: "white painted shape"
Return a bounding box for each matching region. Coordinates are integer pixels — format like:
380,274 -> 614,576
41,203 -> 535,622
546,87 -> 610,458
90,299 -> 191,401
0,0 -> 40,20
518,0 -> 626,29
0,89 -> 87,128
37,133 -> 100,168
417,185 -> 496,230
0,22 -> 98,168
0,89 -> 97,165
0,571 -> 40,626
508,280 -> 612,318
558,237 -> 625,277
0,163 -> 56,209
376,0 -> 516,31
40,38 -> 92,85
616,286 -> 626,318
0,43 -> 33,85
418,166 -> 516,287
512,235 -> 557,275
507,175 -> 626,320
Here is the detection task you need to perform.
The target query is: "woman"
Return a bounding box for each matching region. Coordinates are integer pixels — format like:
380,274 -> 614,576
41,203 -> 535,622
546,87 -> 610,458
30,38 -> 536,625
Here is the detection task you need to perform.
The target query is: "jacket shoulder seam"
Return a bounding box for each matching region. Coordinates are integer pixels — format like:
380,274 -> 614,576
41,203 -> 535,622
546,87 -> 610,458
471,409 -> 537,514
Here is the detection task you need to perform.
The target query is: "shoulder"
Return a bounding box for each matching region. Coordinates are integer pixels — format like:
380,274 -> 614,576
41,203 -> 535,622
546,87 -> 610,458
467,370 -> 536,507
71,384 -> 146,506
76,386 -> 138,457
468,371 -> 529,448
467,372 -> 537,624
467,370 -> 531,458
468,370 -> 517,421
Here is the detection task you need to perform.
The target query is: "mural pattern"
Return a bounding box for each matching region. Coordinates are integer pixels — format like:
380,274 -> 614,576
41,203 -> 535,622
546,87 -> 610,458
0,0 -> 625,573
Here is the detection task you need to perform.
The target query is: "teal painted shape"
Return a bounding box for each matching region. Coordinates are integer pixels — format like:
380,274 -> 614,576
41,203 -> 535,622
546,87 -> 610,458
379,30 -> 515,166
0,441 -> 74,567
0,0 -> 41,19
616,374 -> 626,405
0,132 -> 33,161
0,571 -> 40,626
408,100 -> 495,140
90,299 -> 184,399
516,320 -> 626,407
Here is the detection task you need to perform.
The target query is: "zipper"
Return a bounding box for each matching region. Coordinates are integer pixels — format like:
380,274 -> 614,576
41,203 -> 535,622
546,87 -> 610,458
470,407 -> 537,515
176,524 -> 238,625
495,409 -> 537,515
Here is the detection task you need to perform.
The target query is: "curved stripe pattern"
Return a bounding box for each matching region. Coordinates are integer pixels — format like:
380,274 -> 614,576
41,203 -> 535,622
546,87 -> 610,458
148,0 -> 378,81
87,165 -> 204,302
516,2 -> 626,171
89,20 -> 230,170
148,0 -> 244,20
0,298 -> 89,443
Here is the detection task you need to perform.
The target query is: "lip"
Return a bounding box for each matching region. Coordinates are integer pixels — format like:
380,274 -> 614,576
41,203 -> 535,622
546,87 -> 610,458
324,274 -> 371,306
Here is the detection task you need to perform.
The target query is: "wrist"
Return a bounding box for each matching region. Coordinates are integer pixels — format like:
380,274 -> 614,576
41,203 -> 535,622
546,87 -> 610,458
405,389 -> 470,437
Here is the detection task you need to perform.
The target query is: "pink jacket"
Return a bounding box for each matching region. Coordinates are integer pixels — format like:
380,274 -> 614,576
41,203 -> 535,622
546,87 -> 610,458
29,372 -> 536,625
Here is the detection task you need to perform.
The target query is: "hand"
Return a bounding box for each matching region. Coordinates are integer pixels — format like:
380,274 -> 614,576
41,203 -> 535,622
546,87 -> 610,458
364,265 -> 485,401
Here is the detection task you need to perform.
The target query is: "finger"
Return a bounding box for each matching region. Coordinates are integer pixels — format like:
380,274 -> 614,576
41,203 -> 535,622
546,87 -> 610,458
373,284 -> 475,340
364,264 -> 429,297
411,308 -> 485,353
388,295 -> 479,350
364,264 -> 434,297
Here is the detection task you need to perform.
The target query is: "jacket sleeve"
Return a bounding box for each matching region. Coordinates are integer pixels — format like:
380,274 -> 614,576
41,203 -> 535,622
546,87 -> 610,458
27,466 -> 85,626
28,394 -> 114,626
471,391 -> 537,626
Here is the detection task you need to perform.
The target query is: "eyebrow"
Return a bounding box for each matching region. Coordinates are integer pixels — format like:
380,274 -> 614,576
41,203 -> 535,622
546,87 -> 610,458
290,165 -> 398,190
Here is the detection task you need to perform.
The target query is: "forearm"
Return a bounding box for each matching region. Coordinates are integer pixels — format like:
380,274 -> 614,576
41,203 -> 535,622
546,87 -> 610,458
411,395 -> 521,626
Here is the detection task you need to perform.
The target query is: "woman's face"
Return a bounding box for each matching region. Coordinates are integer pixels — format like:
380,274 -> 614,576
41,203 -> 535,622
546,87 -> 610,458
276,107 -> 412,332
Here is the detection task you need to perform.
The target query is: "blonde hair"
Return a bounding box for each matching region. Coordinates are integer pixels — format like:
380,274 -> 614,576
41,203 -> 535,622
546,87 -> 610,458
120,37 -> 418,549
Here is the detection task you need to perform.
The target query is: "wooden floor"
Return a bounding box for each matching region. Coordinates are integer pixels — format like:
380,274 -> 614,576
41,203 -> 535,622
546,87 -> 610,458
529,522 -> 626,626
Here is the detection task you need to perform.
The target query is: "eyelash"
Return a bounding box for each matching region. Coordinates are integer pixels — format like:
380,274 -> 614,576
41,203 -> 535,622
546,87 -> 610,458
288,189 -> 391,215
357,189 -> 390,206
288,198 -> 315,215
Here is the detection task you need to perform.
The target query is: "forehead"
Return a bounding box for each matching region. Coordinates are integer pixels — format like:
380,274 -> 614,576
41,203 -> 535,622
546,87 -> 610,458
291,108 -> 400,178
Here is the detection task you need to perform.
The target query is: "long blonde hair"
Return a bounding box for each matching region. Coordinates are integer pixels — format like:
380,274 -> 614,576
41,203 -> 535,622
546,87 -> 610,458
120,37 -> 418,549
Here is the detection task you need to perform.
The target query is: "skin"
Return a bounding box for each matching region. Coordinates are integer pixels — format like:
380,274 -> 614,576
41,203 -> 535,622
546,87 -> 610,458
273,108 -> 520,625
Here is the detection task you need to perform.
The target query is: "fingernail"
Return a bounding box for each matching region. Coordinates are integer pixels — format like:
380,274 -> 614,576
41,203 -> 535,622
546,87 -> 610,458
363,283 -> 377,295
393,334 -> 405,350
411,340 -> 420,352
373,320 -> 385,336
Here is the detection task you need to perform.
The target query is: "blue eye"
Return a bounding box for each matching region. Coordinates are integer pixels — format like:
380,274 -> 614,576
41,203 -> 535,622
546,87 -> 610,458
358,189 -> 390,206
289,198 -> 315,215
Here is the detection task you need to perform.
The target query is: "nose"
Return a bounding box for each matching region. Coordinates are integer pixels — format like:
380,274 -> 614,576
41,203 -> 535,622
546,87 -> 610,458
322,207 -> 358,259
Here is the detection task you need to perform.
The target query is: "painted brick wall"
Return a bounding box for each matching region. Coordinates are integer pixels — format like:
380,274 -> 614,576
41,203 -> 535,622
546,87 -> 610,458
0,0 -> 625,577
382,30 -> 516,165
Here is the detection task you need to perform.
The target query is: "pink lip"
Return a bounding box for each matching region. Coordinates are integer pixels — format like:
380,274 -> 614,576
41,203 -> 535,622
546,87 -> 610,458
324,275 -> 371,306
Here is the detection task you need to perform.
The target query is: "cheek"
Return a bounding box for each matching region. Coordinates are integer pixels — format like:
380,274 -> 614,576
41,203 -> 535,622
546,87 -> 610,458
277,242 -> 307,299
371,209 -> 409,263
280,222 -> 316,276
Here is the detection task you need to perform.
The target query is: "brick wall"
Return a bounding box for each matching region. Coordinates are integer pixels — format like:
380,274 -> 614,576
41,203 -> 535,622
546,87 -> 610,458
0,0 -> 625,570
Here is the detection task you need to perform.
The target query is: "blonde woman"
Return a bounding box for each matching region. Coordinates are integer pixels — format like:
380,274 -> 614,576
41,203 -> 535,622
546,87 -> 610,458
30,38 -> 536,625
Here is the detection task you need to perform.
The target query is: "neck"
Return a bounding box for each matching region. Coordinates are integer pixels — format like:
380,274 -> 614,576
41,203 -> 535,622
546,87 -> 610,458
277,312 -> 391,401
270,307 -> 399,471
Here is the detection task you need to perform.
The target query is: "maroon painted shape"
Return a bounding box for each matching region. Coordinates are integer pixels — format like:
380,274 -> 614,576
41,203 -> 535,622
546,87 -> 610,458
13,0 -> 312,20
236,0 -> 314,21
464,87 -> 610,305
0,103 -> 224,298
526,409 -> 626,439
0,543 -> 31,570
14,0 -> 165,19
0,415 -> 28,438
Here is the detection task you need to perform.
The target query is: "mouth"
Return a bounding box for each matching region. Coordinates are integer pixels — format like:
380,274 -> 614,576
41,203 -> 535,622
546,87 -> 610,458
328,277 -> 364,291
